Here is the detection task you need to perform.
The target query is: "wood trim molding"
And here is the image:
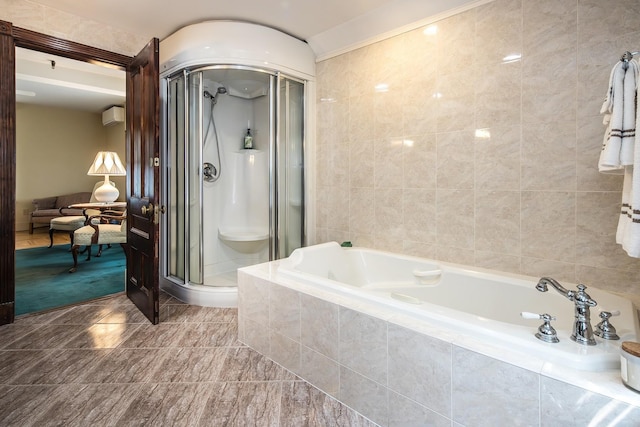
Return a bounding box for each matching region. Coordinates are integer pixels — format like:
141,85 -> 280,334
0,20 -> 16,323
12,26 -> 130,69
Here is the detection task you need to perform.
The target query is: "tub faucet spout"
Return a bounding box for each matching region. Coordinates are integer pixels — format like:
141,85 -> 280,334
535,277 -> 598,346
536,277 -> 569,296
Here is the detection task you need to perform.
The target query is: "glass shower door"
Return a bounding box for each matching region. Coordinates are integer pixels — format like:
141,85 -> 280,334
166,73 -> 186,281
275,76 -> 305,258
188,71 -> 204,285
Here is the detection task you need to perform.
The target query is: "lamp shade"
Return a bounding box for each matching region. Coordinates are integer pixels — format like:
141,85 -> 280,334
87,151 -> 126,176
87,151 -> 126,203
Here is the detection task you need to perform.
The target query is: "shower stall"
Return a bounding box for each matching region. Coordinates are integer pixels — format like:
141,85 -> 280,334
159,21 -> 316,306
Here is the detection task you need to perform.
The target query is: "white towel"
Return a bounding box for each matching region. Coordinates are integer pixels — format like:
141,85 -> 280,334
599,59 -> 638,173
615,59 -> 640,258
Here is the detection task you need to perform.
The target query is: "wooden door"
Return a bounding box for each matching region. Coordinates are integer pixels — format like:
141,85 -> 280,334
125,39 -> 160,324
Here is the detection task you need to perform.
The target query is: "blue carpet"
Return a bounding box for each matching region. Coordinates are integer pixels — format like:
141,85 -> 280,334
15,244 -> 125,315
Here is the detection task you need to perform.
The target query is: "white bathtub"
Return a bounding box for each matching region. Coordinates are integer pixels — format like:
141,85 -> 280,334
277,242 -> 639,371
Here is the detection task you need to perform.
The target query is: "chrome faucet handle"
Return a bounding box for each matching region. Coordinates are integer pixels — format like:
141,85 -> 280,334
594,310 -> 621,340
521,312 -> 559,343
567,284 -> 597,307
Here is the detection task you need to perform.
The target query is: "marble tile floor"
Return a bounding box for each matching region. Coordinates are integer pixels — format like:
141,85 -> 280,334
0,292 -> 377,426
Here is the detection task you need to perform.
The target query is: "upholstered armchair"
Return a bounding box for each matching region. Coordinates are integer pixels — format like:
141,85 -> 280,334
69,210 -> 127,273
48,181 -> 118,249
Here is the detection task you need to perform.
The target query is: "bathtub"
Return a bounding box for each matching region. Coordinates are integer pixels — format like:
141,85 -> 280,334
276,242 -> 639,371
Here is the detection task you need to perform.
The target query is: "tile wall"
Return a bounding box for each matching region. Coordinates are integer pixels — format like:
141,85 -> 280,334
315,0 -> 640,305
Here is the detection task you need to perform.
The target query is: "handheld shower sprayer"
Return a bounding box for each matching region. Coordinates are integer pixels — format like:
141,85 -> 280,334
202,86 -> 227,183
203,87 -> 227,105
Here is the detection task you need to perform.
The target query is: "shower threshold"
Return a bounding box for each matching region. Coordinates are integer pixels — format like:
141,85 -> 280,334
203,271 -> 238,287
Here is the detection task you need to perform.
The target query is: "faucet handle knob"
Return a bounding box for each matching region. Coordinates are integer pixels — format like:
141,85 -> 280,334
521,312 -> 559,343
595,310 -> 621,340
600,309 -> 620,318
521,311 -> 548,320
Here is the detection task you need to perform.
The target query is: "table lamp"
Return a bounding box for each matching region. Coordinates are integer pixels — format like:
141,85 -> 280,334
87,151 -> 126,203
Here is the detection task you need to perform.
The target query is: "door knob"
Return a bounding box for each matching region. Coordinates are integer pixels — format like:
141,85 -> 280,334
141,204 -> 154,216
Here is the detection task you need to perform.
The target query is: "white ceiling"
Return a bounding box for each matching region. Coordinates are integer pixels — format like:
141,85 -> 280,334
16,47 -> 126,113
17,0 -> 482,113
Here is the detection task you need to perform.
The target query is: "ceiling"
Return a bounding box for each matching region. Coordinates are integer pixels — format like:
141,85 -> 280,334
16,0 -> 482,113
16,47 -> 126,113
27,0 -> 480,51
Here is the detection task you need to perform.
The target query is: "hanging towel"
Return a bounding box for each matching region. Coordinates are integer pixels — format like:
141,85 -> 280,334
599,59 -> 638,173
617,114 -> 640,257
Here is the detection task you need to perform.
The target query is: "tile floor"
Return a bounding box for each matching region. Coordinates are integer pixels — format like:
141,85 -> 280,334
0,292 -> 377,426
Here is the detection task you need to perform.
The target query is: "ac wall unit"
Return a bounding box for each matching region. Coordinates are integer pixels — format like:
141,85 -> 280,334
102,106 -> 125,126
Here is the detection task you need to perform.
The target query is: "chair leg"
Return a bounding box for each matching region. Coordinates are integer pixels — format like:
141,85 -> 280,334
29,222 -> 33,234
97,244 -> 103,257
48,228 -> 54,248
69,244 -> 80,273
68,231 -> 74,251
85,245 -> 92,261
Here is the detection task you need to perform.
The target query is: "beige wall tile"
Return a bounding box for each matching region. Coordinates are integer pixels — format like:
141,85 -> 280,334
403,188 -> 436,244
475,62 -> 522,129
436,9 -> 476,76
521,191 -> 576,263
436,72 -> 476,132
436,189 -> 474,249
388,324 -> 452,415
348,46 -> 378,98
268,284 -> 300,341
523,0 -> 577,57
403,133 -> 437,189
452,346 -> 540,425
475,0 -> 522,68
300,294 -> 339,360
436,131 -> 475,190
374,138 -> 404,189
350,187 -> 375,235
349,137 -> 375,189
348,94 -> 375,142
521,121 -> 576,191
374,188 -> 403,242
314,0 -> 639,303
475,190 -> 520,255
339,308 -> 388,385
325,185 -> 350,231
475,125 -> 521,190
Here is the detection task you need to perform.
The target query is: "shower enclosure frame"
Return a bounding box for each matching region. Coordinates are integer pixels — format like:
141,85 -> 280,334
160,64 -> 308,305
157,20 -> 316,307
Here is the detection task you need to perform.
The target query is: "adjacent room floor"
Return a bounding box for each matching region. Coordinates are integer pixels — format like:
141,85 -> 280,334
0,293 -> 376,426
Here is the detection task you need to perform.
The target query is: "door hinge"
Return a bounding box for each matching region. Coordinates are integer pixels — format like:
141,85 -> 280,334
153,157 -> 160,167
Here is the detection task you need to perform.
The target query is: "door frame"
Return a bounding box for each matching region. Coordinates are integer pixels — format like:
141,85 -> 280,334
0,20 -> 131,325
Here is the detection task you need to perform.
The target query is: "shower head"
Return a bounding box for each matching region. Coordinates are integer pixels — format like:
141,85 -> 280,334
204,87 -> 227,99
204,87 -> 227,106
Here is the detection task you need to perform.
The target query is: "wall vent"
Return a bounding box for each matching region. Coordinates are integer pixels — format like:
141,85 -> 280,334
102,106 -> 124,126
